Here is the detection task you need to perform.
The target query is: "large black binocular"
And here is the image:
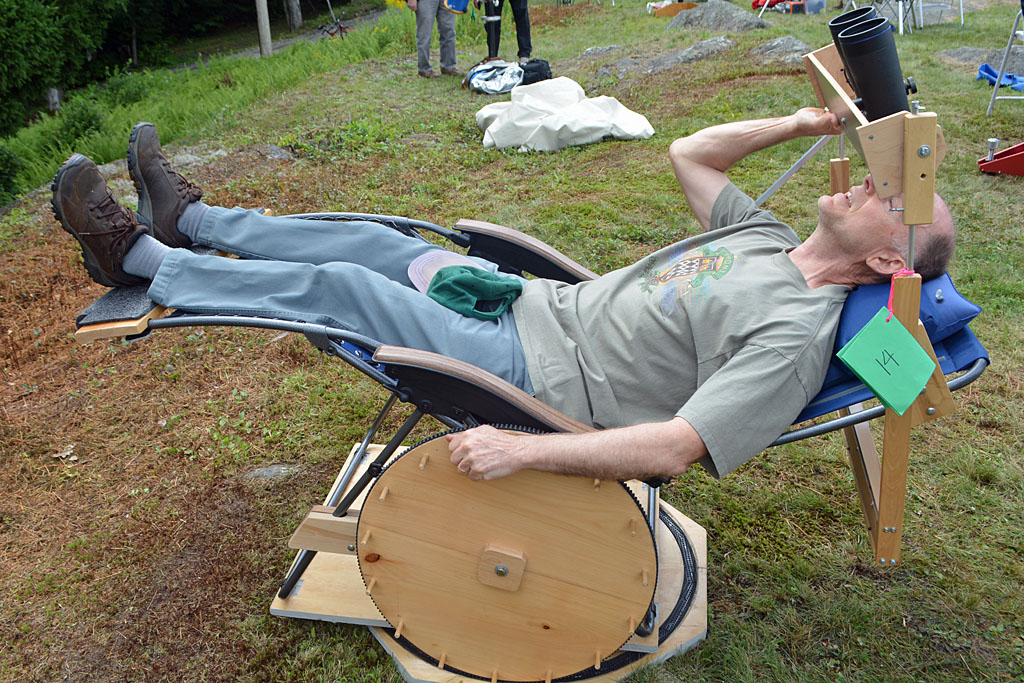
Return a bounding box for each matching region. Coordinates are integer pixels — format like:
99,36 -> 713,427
828,8 -> 918,121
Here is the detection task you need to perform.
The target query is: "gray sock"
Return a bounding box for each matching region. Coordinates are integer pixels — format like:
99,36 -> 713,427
176,201 -> 211,243
123,234 -> 171,280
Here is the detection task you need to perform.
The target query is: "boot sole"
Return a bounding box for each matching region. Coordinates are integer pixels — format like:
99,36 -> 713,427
127,122 -> 155,228
51,154 -> 119,288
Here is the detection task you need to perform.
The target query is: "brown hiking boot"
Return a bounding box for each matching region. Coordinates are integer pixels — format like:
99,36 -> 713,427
127,122 -> 202,248
51,154 -> 149,288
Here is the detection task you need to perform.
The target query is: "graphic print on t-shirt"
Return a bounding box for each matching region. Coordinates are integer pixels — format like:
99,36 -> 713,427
638,244 -> 735,316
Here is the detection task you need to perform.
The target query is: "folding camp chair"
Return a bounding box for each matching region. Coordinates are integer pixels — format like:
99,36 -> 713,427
864,0 -> 964,35
986,0 -> 1024,116
69,41 -> 988,681
72,197 -> 986,680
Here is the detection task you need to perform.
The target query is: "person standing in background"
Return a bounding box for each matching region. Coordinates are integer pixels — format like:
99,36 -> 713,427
476,0 -> 532,64
407,0 -> 462,77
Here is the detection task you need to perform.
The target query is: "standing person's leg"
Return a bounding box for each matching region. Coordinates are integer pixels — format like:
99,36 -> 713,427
508,0 -> 531,61
415,0 -> 442,76
436,0 -> 458,74
483,0 -> 503,59
148,251 -> 533,390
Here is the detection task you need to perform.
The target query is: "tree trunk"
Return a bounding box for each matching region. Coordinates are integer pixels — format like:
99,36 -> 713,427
255,0 -> 273,58
283,0 -> 303,32
131,22 -> 138,66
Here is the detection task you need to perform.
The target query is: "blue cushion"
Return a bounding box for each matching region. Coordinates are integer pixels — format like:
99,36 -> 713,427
823,273 -> 982,387
834,273 -> 981,349
797,323 -> 988,423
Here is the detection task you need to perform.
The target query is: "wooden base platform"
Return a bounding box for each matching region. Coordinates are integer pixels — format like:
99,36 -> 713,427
271,444 -> 707,682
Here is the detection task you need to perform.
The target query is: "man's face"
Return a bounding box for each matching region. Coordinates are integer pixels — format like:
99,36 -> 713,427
816,174 -> 907,251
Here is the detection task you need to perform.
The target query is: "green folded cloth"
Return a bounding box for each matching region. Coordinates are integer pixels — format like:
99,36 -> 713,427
426,265 -> 523,320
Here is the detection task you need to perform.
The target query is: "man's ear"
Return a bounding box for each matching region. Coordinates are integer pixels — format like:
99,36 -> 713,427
865,248 -> 907,279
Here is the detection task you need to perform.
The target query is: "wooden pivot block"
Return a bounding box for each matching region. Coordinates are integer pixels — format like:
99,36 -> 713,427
901,113 -> 939,225
477,546 -> 526,592
830,158 -> 851,194
287,506 -> 358,554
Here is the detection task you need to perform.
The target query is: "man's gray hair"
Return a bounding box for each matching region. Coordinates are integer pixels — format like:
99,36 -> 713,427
914,226 -> 956,281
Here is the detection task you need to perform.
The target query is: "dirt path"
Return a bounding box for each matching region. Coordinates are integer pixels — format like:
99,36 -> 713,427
226,9 -> 387,60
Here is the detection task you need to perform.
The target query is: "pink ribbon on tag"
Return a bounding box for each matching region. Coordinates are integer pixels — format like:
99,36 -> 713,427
886,268 -> 916,322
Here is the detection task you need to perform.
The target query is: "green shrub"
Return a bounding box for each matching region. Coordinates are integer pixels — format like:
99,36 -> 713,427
101,66 -> 152,108
55,97 -> 106,148
0,144 -> 23,204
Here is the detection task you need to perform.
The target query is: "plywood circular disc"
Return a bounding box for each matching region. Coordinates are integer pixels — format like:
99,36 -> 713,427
357,434 -> 658,681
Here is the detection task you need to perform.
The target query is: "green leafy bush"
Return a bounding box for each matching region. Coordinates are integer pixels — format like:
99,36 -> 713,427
0,144 -> 23,204
0,1 -> 61,136
100,67 -> 152,108
55,97 -> 106,148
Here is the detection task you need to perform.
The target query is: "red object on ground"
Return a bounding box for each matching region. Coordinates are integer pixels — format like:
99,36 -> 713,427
979,140 -> 1024,176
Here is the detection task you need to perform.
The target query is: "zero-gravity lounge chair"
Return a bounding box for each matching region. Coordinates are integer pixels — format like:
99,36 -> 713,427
72,208 -> 988,682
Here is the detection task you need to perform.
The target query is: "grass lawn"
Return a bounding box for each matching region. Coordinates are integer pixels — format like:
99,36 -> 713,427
0,1 -> 1022,681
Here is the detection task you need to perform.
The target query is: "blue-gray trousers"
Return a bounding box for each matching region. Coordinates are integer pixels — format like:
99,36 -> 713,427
415,0 -> 457,73
147,207 -> 533,392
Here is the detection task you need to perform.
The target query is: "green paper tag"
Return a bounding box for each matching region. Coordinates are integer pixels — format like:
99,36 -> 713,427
836,307 -> 937,415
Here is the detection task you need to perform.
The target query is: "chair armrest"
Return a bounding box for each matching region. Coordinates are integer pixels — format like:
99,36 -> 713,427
373,345 -> 594,434
454,219 -> 600,284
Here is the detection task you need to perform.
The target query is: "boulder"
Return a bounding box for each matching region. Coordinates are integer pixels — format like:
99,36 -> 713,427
645,37 -> 734,74
668,0 -> 770,32
939,46 -> 1024,78
751,35 -> 810,69
582,45 -> 623,58
597,57 -> 644,79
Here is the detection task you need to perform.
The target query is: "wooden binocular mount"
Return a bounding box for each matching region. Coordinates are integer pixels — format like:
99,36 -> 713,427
804,45 -> 956,567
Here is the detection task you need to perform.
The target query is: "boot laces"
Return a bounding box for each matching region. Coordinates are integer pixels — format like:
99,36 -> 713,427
84,190 -> 140,256
161,157 -> 203,202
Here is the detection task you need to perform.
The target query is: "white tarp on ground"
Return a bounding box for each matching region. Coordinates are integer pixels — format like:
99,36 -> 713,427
476,77 -> 655,152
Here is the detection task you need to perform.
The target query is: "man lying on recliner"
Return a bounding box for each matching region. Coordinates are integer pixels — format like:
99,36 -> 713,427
51,109 -> 954,484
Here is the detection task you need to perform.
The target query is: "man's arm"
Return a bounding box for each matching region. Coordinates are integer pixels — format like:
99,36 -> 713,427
446,417 -> 707,481
669,107 -> 841,231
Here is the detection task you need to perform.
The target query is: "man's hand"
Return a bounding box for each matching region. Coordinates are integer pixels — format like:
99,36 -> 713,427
792,107 -> 842,137
446,418 -> 707,482
447,425 -> 528,481
670,107 -> 843,230
407,0 -> 417,10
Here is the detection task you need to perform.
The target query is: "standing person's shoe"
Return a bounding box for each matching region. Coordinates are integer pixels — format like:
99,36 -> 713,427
441,67 -> 463,77
418,69 -> 442,78
51,154 -> 150,288
127,122 -> 203,248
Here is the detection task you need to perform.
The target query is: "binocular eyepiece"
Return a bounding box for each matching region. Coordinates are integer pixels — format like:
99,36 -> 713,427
828,8 -> 917,121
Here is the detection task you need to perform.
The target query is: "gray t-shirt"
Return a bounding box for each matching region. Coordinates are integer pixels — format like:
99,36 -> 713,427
512,183 -> 849,477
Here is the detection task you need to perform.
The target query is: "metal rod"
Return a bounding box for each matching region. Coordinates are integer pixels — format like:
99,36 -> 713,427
332,408 -> 425,516
277,408 -> 424,599
754,135 -> 833,208
770,358 -> 988,446
326,394 -> 398,508
907,224 -> 916,272
646,484 -> 659,533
